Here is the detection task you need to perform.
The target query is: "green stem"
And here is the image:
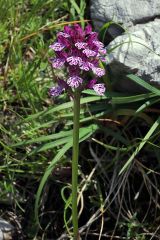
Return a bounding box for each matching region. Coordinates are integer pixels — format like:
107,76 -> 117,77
72,90 -> 81,240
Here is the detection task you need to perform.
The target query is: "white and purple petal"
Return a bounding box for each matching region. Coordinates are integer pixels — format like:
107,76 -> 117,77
93,84 -> 106,95
92,67 -> 105,77
87,62 -> 95,69
57,32 -> 70,38
99,48 -> 107,55
87,32 -> 98,42
82,48 -> 97,57
51,58 -> 65,69
49,42 -> 65,51
67,76 -> 83,88
79,61 -> 90,71
93,40 -> 104,49
66,56 -> 82,66
75,42 -> 87,49
49,86 -> 64,97
99,56 -> 107,62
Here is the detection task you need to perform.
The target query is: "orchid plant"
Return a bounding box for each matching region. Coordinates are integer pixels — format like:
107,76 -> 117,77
49,23 -> 106,239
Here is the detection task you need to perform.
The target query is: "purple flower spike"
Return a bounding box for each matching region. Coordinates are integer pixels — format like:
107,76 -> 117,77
93,84 -> 106,96
49,23 -> 107,97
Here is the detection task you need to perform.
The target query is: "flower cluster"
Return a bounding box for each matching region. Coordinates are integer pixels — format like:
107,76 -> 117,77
49,24 -> 106,96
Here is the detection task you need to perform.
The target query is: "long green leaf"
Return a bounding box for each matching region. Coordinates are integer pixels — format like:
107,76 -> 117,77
25,95 -> 107,121
34,124 -> 98,225
12,130 -> 73,147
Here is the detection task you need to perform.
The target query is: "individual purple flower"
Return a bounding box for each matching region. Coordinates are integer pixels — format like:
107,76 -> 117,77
49,85 -> 64,97
67,76 -> 83,88
92,67 -> 105,77
93,40 -> 104,49
57,32 -> 70,38
75,42 -> 87,50
49,42 -> 65,51
93,84 -> 106,96
67,56 -> 82,66
79,60 -> 90,71
87,80 -> 106,95
51,58 -> 65,69
99,48 -> 107,55
82,49 -> 97,57
49,23 -> 106,96
99,56 -> 106,62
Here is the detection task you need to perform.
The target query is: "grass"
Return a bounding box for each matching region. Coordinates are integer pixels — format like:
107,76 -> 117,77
0,0 -> 160,239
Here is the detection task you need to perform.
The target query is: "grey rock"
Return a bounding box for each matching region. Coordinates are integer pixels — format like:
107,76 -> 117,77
107,19 -> 160,92
0,218 -> 14,240
90,0 -> 160,30
0,218 -> 13,232
90,0 -> 160,92
0,230 -> 3,240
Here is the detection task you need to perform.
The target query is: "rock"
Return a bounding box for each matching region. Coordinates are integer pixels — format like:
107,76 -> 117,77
0,218 -> 14,240
90,0 -> 160,92
107,19 -> 160,92
0,230 -> 3,240
90,0 -> 160,30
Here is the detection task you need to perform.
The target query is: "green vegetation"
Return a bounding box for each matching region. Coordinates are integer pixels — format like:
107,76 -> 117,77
0,0 -> 160,239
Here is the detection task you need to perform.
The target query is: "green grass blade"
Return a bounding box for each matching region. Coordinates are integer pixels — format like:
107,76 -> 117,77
127,74 -> 160,96
12,130 -> 74,147
34,142 -> 72,226
136,98 -> 160,113
112,93 -> 155,104
119,116 -> 160,175
29,136 -> 72,155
